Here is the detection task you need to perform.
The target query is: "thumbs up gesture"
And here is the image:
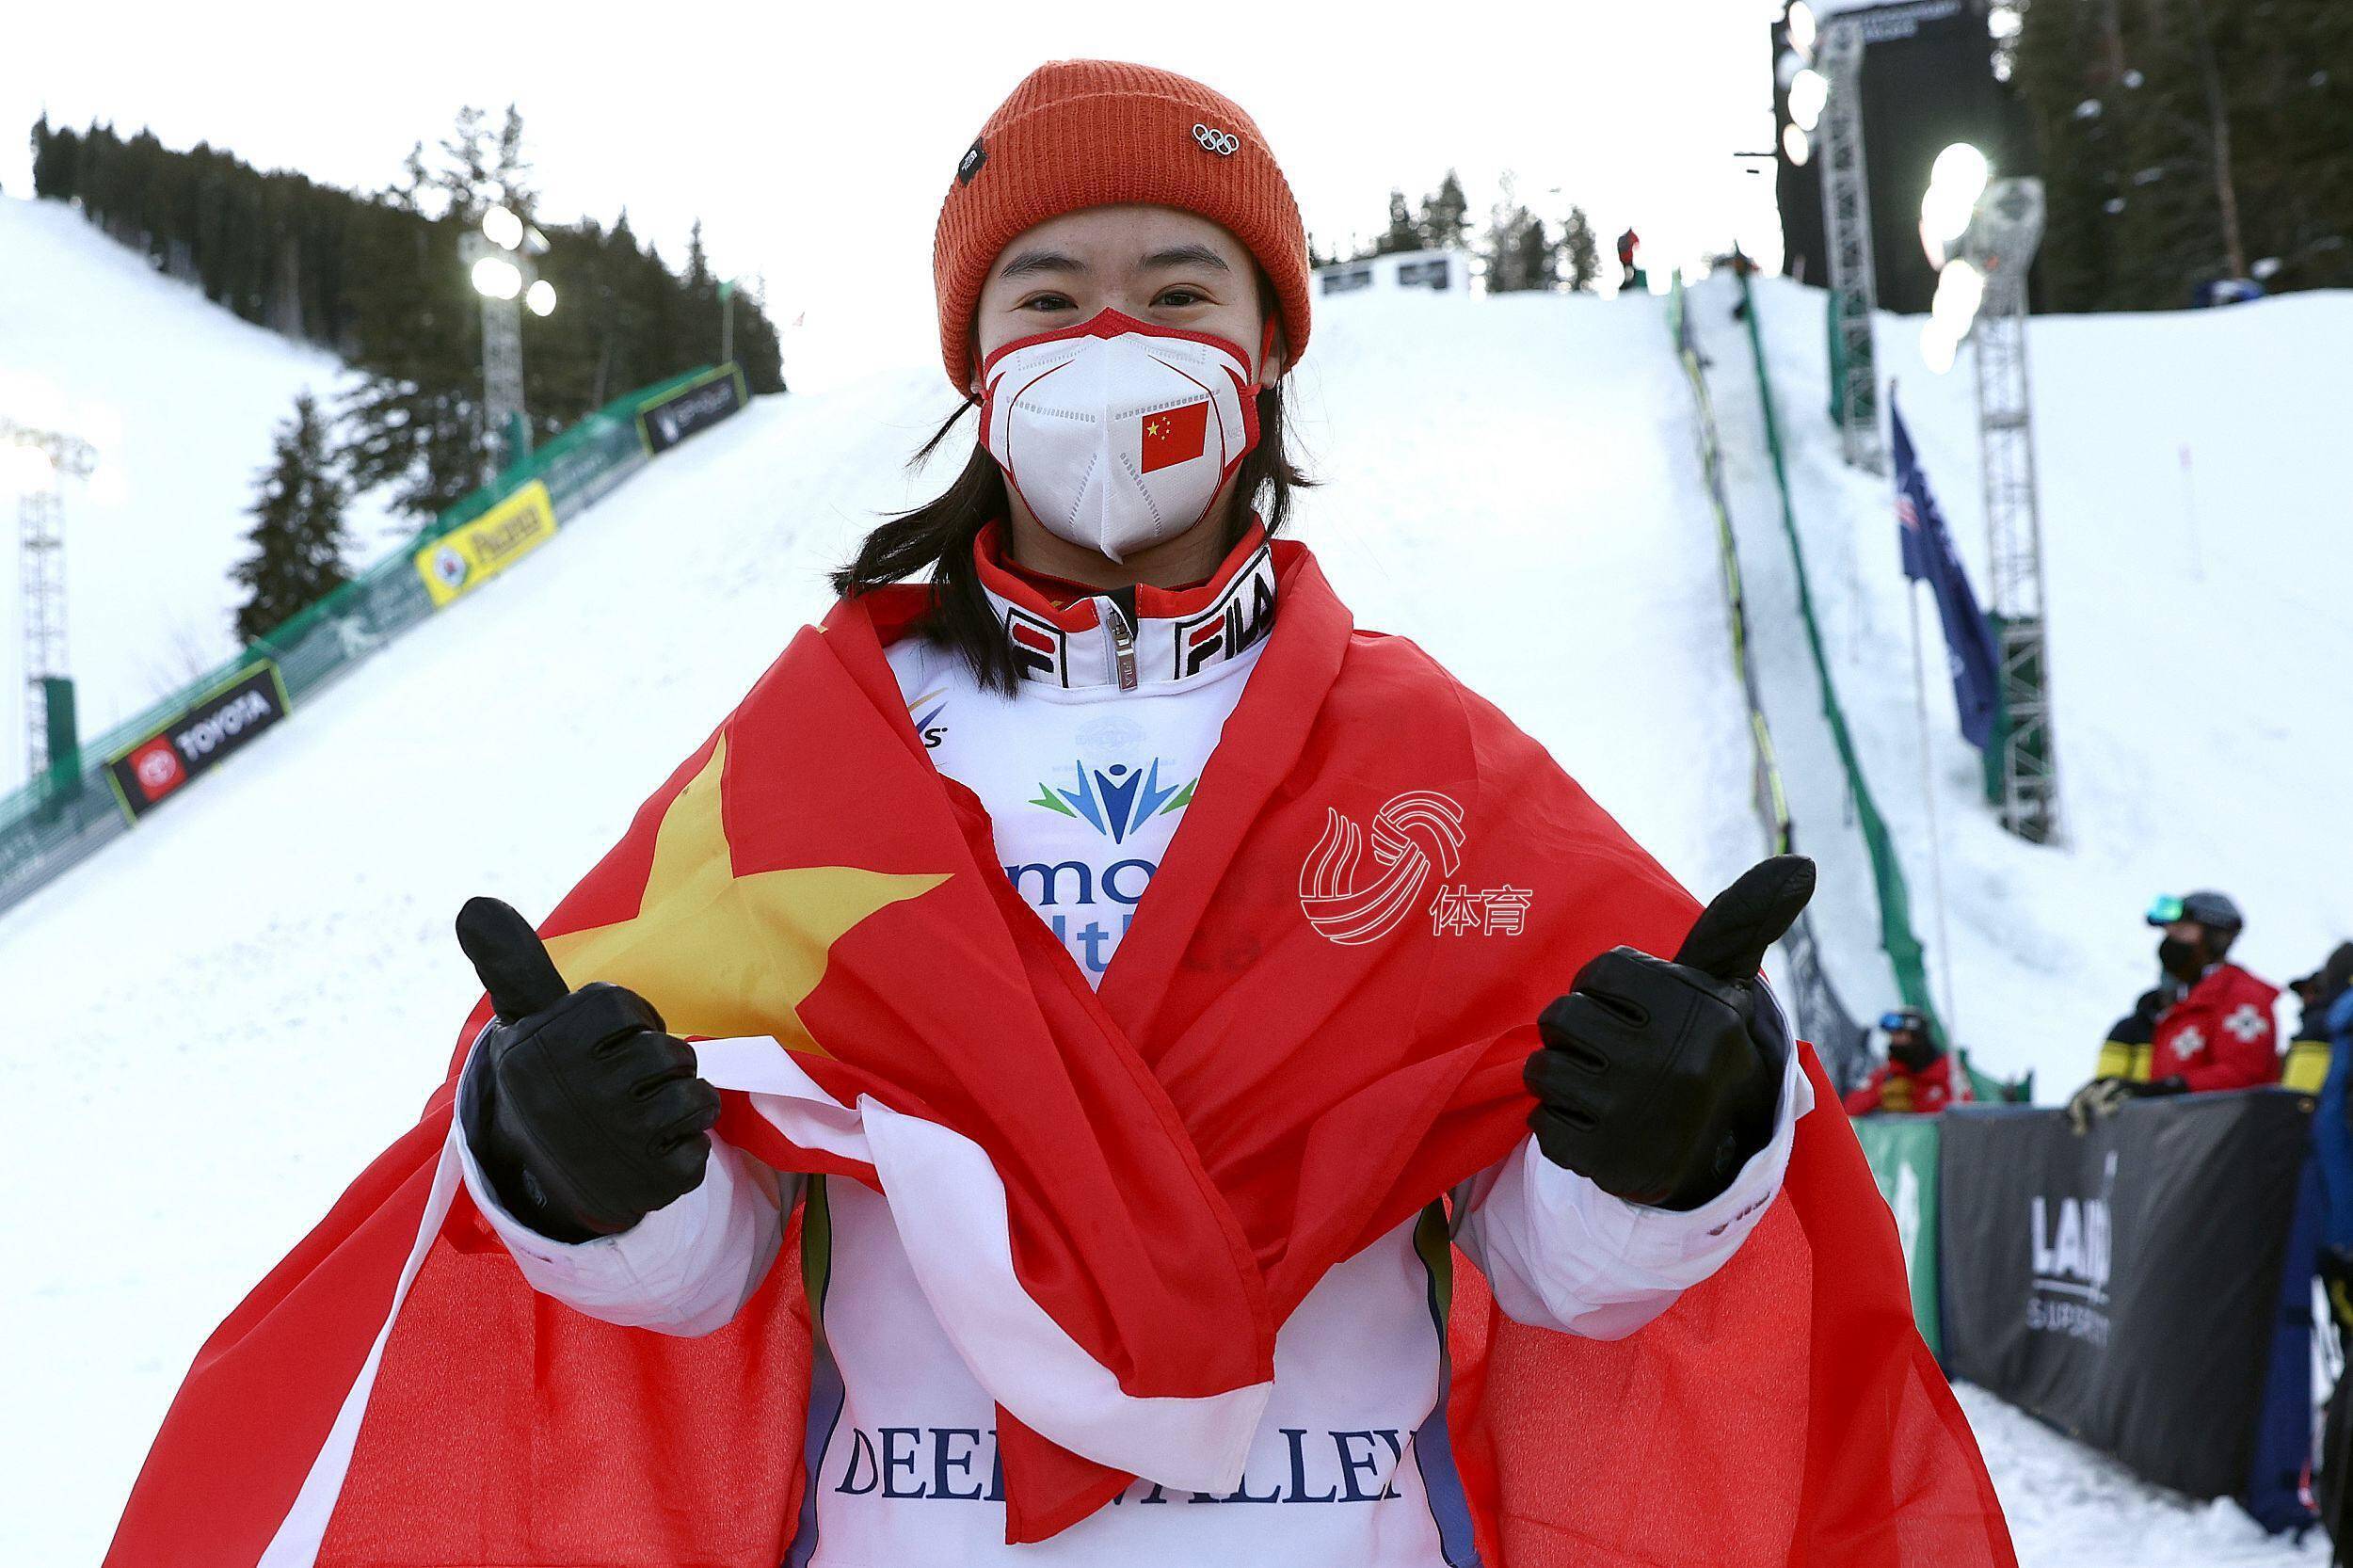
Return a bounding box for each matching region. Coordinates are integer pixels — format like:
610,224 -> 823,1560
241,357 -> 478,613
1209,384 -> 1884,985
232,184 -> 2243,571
456,896 -> 721,1242
1525,856 -> 1814,1211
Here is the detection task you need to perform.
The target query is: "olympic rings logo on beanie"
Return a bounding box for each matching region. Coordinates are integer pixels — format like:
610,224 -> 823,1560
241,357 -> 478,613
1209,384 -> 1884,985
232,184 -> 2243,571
931,59 -> 1311,395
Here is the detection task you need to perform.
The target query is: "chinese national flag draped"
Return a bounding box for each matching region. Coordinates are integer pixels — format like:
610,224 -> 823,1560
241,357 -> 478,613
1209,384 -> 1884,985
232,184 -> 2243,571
1139,399 -> 1210,473
104,542 -> 2012,1568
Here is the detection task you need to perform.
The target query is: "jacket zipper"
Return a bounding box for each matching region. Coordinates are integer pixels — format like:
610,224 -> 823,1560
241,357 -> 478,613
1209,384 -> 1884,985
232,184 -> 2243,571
1105,600 -> 1139,691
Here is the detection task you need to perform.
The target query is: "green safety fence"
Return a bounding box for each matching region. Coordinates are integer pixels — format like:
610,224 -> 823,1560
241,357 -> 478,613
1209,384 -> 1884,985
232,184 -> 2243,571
1852,1113 -> 1945,1355
0,362 -> 752,911
1667,275 -> 1873,1093
1733,269 -> 1944,1039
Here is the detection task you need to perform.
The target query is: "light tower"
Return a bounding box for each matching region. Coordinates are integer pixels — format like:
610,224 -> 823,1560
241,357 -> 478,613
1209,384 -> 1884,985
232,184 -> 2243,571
3,418 -> 96,798
460,205 -> 557,472
1916,155 -> 2061,843
1816,11 -> 1885,473
1963,179 -> 2059,842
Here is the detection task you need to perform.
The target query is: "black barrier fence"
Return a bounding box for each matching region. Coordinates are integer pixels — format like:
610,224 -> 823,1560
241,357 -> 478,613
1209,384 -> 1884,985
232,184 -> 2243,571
1940,1090 -> 2316,1516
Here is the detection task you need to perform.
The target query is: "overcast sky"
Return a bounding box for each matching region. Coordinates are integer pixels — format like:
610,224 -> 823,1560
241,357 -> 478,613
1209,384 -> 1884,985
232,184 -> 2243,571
8,0 -> 1791,379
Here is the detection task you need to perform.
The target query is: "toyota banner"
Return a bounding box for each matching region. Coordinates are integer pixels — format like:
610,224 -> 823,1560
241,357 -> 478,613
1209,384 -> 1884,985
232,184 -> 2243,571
104,663 -> 292,823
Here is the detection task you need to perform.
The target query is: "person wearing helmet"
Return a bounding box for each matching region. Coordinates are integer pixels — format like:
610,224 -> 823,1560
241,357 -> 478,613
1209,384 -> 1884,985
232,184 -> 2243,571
1844,1007 -> 1961,1115
2069,890 -> 2282,1128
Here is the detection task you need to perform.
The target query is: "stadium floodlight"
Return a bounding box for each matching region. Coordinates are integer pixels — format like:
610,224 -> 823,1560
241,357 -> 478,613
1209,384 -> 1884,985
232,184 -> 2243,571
471,255 -> 524,301
1931,142 -> 1992,200
1919,143 -> 1991,266
1931,257 -> 1986,337
1783,124 -> 1812,167
522,225 -> 551,257
482,204 -> 525,252
1787,2 -> 1817,60
1788,68 -> 1830,133
1920,321 -> 1959,376
524,279 -> 558,317
1,442 -> 52,498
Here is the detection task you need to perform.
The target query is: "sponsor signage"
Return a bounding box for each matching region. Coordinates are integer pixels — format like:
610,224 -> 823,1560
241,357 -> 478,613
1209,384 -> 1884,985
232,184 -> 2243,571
1939,1091 -> 2310,1499
1852,1113 -> 1943,1356
104,663 -> 291,822
413,480 -> 557,607
636,364 -> 748,455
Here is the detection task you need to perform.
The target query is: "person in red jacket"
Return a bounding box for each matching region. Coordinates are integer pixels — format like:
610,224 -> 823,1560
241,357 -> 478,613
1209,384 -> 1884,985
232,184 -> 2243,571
2069,889 -> 2282,1128
2146,890 -> 2281,1088
1845,1007 -> 1961,1115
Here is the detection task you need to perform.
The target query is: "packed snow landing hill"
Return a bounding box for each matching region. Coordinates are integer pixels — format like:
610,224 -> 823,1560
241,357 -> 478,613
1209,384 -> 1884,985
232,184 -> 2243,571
1685,272 -> 2352,1105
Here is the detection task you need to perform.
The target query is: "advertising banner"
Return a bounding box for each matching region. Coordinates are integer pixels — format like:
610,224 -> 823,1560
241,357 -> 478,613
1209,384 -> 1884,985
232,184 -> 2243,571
414,480 -> 557,607
534,412 -> 646,517
1939,1091 -> 2311,1499
1854,1114 -> 1943,1355
636,363 -> 748,455
104,663 -> 291,822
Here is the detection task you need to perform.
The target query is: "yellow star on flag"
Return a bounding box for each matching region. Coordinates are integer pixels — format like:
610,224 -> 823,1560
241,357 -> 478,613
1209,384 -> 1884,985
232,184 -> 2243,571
543,734 -> 947,1056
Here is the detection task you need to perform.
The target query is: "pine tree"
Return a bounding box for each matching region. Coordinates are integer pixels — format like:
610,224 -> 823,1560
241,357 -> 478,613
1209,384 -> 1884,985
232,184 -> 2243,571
1511,213 -> 1558,292
1481,177 -> 1556,293
39,110 -> 790,518
232,393 -> 352,644
1374,189 -> 1421,255
1562,205 -> 1600,291
1419,170 -> 1471,250
491,104 -> 536,216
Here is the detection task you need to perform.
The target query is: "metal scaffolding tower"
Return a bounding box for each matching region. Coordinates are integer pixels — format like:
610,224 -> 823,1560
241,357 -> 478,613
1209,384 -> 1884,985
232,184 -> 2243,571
460,223 -> 542,471
5,420 -> 96,788
1817,15 -> 1886,473
1964,178 -> 2060,842
481,287 -> 524,462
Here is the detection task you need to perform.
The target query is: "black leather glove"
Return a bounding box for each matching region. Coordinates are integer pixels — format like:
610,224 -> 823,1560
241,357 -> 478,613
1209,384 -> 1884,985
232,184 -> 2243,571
455,896 -> 721,1243
1525,856 -> 1810,1211
2064,1073 -> 2185,1134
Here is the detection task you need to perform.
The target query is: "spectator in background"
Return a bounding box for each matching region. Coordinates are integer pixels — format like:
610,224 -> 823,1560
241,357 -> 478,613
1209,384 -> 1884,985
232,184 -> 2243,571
2069,889 -> 2281,1129
1844,1007 -> 1961,1115
2293,945 -> 2353,1075
2300,945 -> 2353,1250
1617,228 -> 1641,290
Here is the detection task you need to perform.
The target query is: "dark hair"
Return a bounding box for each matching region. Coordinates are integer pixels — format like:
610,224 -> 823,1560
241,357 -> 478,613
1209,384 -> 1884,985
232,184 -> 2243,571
832,288 -> 1312,693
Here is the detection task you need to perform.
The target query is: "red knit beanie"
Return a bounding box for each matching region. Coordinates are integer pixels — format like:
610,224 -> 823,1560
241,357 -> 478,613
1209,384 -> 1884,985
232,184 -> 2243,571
932,60 -> 1310,394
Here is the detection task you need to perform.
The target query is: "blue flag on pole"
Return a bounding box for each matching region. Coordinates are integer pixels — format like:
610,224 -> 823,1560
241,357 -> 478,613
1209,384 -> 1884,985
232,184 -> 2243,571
1892,396 -> 2003,751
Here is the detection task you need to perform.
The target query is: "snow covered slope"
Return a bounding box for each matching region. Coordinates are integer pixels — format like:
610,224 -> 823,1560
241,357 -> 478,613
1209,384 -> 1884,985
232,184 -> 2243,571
1690,274 -> 2353,1100
1,286 -> 1760,1560
0,195 -> 401,777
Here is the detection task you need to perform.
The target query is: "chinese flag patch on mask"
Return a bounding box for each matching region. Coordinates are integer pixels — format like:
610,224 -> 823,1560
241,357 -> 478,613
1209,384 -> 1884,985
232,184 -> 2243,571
1139,400 -> 1210,473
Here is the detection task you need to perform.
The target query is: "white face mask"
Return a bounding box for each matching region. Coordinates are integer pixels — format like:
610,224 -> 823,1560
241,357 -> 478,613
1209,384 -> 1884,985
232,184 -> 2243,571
979,309 -> 1262,563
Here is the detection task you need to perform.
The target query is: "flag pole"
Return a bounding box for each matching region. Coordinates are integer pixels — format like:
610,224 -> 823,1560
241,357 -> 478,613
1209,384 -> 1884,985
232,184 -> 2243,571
1892,389 -> 1963,1049
1906,582 -> 1961,1043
